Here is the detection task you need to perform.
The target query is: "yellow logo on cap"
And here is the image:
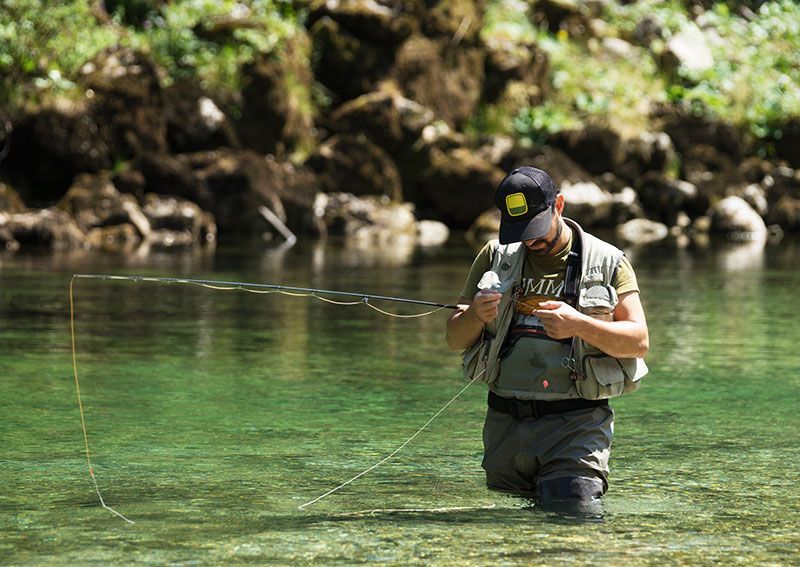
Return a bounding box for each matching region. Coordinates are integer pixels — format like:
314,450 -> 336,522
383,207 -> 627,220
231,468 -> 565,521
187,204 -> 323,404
505,193 -> 528,216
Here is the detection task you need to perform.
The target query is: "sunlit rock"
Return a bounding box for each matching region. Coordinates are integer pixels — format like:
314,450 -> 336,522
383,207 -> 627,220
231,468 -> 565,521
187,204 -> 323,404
615,218 -> 669,245
561,181 -> 614,227
709,196 -> 767,240
416,219 -> 449,246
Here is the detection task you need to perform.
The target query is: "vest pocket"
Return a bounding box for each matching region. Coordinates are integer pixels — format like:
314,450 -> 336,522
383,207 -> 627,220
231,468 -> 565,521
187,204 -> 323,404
462,336 -> 494,383
574,352 -> 644,400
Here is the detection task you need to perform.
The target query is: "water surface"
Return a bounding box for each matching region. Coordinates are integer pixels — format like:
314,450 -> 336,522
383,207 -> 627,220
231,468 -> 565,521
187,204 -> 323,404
1,237 -> 798,564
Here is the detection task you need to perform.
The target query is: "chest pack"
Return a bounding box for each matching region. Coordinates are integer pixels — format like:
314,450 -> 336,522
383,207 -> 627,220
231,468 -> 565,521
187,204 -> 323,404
461,218 -> 648,399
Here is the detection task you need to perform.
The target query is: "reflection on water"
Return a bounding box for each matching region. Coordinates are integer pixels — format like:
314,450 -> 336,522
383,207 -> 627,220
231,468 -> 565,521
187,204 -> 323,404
1,235 -> 799,564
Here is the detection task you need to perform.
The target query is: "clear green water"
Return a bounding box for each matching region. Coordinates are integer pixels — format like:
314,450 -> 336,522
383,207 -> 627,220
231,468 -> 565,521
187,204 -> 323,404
1,238 -> 799,564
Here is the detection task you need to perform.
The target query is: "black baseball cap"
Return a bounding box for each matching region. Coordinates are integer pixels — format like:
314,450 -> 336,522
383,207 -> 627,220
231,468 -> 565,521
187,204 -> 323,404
494,166 -> 558,244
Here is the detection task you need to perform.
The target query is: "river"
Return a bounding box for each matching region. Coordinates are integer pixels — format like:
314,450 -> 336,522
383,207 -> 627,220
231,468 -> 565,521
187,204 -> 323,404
1,235 -> 798,564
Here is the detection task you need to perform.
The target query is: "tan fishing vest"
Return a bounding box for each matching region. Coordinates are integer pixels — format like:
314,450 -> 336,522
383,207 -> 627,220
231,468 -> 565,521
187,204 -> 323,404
461,218 -> 648,399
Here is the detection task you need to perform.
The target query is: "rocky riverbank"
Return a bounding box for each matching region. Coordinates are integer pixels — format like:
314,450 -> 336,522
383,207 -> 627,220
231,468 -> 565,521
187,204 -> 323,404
1,1 -> 799,253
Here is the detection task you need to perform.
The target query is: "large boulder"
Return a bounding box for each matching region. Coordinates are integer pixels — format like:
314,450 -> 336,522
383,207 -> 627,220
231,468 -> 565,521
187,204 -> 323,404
328,90 -> 435,156
79,47 -> 168,158
235,36 -> 316,158
661,23 -> 714,76
1,209 -> 87,249
307,0 -> 418,45
141,193 -> 217,246
393,35 -> 485,129
416,147 -> 504,227
549,126 -> 623,176
3,101 -> 112,204
774,118 -> 800,169
180,149 -> 318,237
307,134 -> 403,200
561,181 -> 614,227
129,152 -> 204,203
314,191 -> 417,244
615,218 -> 669,245
636,173 -> 706,226
709,196 -> 767,240
163,80 -> 240,153
657,106 -> 744,161
56,173 -> 152,240
617,132 -> 676,183
483,37 -> 549,104
309,16 -> 395,103
765,166 -> 800,232
681,144 -> 744,199
423,0 -> 486,44
529,0 -> 592,38
0,183 -> 26,214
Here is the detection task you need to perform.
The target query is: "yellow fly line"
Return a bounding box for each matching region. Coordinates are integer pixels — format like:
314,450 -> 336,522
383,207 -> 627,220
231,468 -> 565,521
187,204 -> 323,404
69,273 -> 466,523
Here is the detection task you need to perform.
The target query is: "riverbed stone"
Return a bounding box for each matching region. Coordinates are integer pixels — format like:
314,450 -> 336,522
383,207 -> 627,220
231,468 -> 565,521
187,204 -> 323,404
636,173 -> 704,226
57,173 -> 152,240
709,195 -> 767,239
0,183 -> 25,214
3,208 -> 88,249
87,223 -> 141,252
142,193 -> 217,246
615,218 -> 669,245
315,192 -> 417,244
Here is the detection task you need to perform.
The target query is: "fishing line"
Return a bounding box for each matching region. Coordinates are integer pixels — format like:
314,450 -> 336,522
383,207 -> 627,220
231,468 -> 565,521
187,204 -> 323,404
297,368 -> 484,510
69,273 -> 461,522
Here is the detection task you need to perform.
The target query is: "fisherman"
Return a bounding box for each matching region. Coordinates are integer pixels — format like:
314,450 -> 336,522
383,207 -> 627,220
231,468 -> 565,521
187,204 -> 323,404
446,166 -> 649,506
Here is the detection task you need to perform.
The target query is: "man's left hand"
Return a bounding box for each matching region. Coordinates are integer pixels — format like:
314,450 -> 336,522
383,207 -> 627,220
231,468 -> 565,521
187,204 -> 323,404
532,300 -> 585,340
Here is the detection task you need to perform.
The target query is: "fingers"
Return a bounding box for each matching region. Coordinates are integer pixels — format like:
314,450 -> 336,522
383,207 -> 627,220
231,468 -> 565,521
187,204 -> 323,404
470,291 -> 502,324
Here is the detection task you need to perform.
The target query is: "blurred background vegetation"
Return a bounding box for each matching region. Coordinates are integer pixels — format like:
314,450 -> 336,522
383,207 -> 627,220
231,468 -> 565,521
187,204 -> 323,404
2,0 -> 799,154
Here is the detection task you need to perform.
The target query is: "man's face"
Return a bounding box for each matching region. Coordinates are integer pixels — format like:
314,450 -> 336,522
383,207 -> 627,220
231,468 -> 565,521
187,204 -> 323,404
523,208 -> 562,257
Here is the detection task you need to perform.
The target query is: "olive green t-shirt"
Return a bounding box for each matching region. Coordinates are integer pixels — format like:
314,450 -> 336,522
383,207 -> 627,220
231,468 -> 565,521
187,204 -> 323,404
458,233 -> 639,399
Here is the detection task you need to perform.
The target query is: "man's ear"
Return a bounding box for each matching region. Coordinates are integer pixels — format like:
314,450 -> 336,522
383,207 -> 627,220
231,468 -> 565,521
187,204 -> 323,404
554,193 -> 565,214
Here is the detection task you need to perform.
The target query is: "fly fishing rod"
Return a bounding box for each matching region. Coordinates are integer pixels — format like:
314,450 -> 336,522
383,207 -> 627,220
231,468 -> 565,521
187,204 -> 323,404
72,274 -> 459,310
69,273 -> 462,523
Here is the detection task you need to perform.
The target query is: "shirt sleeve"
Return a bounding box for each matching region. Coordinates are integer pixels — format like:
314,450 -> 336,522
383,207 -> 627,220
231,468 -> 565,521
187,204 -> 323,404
458,242 -> 494,300
613,255 -> 639,296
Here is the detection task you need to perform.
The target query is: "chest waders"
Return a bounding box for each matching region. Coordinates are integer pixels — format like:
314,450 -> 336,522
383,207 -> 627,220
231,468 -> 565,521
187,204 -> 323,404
462,218 -> 648,400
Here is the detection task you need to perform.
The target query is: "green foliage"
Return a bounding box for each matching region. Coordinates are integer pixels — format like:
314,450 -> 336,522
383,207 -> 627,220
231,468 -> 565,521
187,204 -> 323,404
482,0 -> 800,149
128,0 -> 303,96
0,0 -> 305,107
0,0 -> 118,105
512,103 -> 578,145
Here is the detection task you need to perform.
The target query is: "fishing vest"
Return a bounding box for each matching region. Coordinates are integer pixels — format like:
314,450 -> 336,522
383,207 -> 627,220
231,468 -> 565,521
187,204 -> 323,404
461,218 -> 648,400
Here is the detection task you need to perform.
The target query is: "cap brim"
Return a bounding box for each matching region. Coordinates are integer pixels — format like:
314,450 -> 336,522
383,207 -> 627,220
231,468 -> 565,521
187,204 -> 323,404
498,207 -> 554,245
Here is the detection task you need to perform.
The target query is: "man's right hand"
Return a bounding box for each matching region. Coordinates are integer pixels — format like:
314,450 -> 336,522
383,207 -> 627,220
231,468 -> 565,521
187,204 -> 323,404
469,290 -> 502,324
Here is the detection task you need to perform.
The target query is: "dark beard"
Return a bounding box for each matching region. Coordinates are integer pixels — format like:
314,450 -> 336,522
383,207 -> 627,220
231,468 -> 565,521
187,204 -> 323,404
526,221 -> 563,257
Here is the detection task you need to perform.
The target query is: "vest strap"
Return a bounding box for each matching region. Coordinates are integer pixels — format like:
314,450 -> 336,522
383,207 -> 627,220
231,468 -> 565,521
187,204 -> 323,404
562,229 -> 582,306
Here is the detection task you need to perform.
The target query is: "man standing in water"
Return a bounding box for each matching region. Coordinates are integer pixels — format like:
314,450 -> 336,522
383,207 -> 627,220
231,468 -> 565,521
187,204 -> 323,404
446,166 -> 649,505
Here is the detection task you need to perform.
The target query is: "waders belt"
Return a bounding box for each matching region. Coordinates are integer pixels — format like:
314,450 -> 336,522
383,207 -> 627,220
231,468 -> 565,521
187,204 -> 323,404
488,391 -> 608,419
